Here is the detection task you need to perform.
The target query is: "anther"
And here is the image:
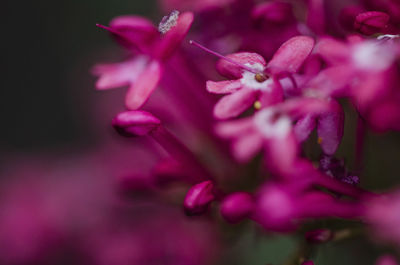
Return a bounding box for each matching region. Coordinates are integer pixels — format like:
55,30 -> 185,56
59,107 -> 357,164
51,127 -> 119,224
255,73 -> 268,82
254,101 -> 262,110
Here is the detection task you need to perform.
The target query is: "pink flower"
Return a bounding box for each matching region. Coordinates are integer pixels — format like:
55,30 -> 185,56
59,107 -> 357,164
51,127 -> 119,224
216,98 -> 339,165
93,11 -> 194,110
202,36 -> 315,119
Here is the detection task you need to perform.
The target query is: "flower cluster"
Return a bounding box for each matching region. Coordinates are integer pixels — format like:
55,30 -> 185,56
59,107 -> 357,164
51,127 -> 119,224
92,0 -> 400,264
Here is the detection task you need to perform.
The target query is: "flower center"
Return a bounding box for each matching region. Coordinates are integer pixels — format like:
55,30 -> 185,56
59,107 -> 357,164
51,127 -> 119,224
253,108 -> 292,139
255,73 -> 268,82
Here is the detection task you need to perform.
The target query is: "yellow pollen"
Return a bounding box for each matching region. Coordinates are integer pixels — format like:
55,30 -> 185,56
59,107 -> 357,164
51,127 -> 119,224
318,137 -> 323,144
255,73 -> 268,83
254,101 -> 262,110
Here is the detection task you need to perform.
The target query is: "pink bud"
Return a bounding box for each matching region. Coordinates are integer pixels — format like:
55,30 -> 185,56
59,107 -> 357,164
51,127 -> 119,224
301,261 -> 314,265
220,192 -> 254,223
184,181 -> 215,216
305,229 -> 333,243
354,11 -> 390,35
112,110 -> 161,137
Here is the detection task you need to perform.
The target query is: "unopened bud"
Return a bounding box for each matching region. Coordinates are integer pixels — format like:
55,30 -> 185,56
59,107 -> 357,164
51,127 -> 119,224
184,181 -> 215,216
354,11 -> 390,35
112,110 -> 160,137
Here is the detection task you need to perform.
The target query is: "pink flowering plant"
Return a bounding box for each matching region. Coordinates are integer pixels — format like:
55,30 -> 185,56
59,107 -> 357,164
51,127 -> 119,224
14,0 -> 398,264
88,0 -> 400,264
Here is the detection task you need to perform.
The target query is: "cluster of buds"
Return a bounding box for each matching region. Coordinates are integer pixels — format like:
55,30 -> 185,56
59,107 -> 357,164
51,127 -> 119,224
93,0 -> 400,263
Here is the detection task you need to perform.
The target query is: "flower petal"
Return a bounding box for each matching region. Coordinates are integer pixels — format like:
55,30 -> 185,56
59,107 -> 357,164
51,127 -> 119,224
216,52 -> 266,79
232,133 -> 263,162
125,60 -> 163,110
156,12 -> 194,61
315,38 -> 350,66
264,132 -> 299,177
107,16 -> 158,51
92,57 -> 149,90
215,118 -> 254,138
214,88 -> 259,119
267,36 -> 315,74
317,101 -> 344,155
294,114 -> 316,143
206,80 -> 242,94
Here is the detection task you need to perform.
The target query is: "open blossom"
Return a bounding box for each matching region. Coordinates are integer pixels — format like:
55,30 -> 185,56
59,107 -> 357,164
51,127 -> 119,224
205,36 -> 315,119
93,11 -> 193,110
84,1 -> 400,264
216,97 -> 342,164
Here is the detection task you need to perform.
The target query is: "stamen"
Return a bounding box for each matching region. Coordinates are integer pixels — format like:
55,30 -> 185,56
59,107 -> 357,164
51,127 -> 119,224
255,73 -> 268,82
254,101 -> 262,110
189,40 -> 260,74
96,23 -> 115,33
159,10 -> 180,34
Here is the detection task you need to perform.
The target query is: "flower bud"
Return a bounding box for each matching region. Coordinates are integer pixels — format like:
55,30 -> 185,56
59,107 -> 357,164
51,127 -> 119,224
220,192 -> 254,223
354,11 -> 390,35
305,229 -> 333,243
301,261 -> 314,265
112,110 -> 161,137
184,181 -> 215,216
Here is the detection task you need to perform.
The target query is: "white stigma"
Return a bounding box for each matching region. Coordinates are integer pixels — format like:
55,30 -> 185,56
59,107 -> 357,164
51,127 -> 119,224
158,10 -> 180,34
253,108 -> 292,139
240,63 -> 272,91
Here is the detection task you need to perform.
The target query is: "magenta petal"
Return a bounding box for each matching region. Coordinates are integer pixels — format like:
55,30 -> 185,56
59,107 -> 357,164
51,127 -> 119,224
315,38 -> 350,66
306,65 -> 354,97
216,52 -> 266,79
232,133 -> 263,162
110,15 -> 157,36
215,118 -> 254,138
267,36 -> 314,74
206,80 -> 242,94
106,16 -> 158,51
265,133 -> 299,177
258,79 -> 284,107
294,114 -> 316,143
214,88 -> 259,119
92,57 -> 148,90
156,12 -> 194,61
112,110 -> 161,137
125,60 -> 163,110
317,101 -> 344,155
